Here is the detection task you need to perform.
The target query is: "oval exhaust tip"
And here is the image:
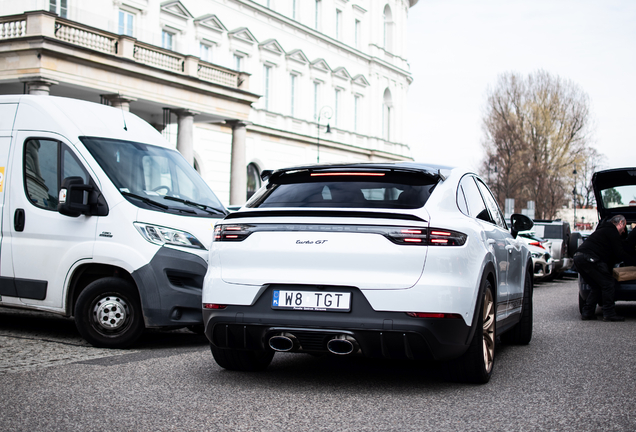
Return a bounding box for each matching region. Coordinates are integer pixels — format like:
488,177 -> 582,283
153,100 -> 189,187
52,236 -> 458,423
327,336 -> 357,355
269,334 -> 296,352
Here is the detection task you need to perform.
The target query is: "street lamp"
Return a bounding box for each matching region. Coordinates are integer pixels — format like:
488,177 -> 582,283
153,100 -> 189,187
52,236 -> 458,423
573,166 -> 577,228
316,106 -> 332,163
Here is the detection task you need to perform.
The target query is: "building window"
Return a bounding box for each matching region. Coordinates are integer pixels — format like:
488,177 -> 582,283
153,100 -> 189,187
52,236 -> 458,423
247,163 -> 261,200
290,74 -> 297,117
382,88 -> 393,140
334,88 -> 341,127
354,95 -> 360,132
200,43 -> 213,62
118,10 -> 134,37
355,19 -> 361,49
313,81 -> 320,120
336,9 -> 342,40
234,54 -> 243,71
49,0 -> 68,18
162,30 -> 174,50
263,65 -> 272,110
383,5 -> 393,52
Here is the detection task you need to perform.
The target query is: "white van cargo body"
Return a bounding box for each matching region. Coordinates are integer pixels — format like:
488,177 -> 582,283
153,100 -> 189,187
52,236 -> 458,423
0,95 -> 228,348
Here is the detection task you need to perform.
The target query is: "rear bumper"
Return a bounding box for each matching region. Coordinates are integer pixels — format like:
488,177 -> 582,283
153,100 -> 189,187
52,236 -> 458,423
203,285 -> 472,361
578,276 -> 636,301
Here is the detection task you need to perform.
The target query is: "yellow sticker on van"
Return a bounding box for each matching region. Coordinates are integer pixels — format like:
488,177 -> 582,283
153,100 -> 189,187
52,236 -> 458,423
0,167 -> 4,192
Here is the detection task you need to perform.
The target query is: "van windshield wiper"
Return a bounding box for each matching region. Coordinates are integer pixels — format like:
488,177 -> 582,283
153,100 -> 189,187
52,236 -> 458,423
163,196 -> 227,215
121,192 -> 169,210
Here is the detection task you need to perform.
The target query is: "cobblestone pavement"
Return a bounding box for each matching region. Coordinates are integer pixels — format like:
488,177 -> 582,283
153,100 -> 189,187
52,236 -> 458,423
0,308 -> 138,373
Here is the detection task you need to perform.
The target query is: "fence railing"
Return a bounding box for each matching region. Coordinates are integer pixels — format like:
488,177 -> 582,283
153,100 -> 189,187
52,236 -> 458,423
0,12 -> 241,89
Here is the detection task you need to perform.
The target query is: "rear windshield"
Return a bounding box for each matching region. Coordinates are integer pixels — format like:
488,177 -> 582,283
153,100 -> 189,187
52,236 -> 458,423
600,186 -> 636,209
542,225 -> 562,239
246,171 -> 438,209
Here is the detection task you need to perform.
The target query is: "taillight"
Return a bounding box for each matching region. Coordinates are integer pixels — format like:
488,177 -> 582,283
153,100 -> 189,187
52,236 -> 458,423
203,303 -> 227,309
385,227 -> 467,246
406,312 -> 463,319
213,224 -> 253,242
529,241 -> 545,249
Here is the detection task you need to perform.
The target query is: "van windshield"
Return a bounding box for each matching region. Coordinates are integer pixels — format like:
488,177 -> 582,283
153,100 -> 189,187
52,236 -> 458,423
81,137 -> 227,217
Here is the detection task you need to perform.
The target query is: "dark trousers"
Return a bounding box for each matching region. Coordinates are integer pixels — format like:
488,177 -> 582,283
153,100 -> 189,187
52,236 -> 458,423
574,253 -> 617,317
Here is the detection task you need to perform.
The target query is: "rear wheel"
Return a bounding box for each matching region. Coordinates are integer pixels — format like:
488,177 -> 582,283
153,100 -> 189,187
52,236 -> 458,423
444,281 -> 495,384
501,268 -> 533,345
74,277 -> 144,348
210,345 -> 274,371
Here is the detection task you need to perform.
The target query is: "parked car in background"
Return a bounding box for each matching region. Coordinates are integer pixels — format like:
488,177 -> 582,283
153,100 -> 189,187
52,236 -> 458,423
203,162 -> 535,384
578,168 -> 636,313
563,231 -> 591,277
532,220 -> 580,278
518,231 -> 553,281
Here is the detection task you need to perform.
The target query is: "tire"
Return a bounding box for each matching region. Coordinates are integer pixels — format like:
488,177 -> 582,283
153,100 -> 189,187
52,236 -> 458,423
74,277 -> 144,349
444,281 -> 496,384
501,268 -> 533,345
569,232 -> 582,258
210,344 -> 274,371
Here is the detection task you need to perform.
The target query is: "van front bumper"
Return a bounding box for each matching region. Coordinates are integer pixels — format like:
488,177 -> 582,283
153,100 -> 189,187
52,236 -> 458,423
132,247 -> 207,328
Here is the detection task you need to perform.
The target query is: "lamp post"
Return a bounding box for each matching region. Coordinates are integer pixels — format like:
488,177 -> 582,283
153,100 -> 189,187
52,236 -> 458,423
316,106 -> 332,163
573,166 -> 577,229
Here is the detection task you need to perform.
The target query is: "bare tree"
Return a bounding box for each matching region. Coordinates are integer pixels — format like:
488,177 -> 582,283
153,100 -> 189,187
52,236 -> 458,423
481,70 -> 596,219
576,147 -> 606,208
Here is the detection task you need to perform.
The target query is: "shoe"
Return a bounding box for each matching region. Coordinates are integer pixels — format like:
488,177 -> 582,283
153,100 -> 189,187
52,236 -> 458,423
602,315 -> 625,322
581,314 -> 597,321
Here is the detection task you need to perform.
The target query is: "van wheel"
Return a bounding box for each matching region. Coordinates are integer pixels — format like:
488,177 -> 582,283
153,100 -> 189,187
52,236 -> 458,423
501,269 -> 533,345
210,344 -> 274,371
74,278 -> 144,349
444,281 -> 495,384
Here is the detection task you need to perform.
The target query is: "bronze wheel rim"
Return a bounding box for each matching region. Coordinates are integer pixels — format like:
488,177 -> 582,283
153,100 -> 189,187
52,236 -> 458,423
482,289 -> 495,373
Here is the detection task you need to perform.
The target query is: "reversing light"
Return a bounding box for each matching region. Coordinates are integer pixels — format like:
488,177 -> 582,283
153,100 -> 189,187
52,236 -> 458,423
406,312 -> 462,319
203,303 -> 227,309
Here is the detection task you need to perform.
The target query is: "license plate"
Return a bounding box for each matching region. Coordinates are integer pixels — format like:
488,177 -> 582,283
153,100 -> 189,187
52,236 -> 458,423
272,290 -> 351,312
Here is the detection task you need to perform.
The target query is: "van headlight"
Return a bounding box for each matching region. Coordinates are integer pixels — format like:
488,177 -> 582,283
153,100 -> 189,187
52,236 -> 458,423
134,223 -> 206,249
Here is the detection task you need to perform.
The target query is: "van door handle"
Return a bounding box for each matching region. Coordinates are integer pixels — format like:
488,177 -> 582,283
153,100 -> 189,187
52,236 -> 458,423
14,208 -> 25,232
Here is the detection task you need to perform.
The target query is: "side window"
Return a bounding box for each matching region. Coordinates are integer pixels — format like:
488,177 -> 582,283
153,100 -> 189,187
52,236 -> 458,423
25,139 -> 90,211
476,178 -> 507,229
25,139 -> 59,210
459,176 -> 490,222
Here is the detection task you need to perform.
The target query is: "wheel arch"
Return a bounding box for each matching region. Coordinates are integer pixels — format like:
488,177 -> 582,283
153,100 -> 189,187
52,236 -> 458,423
464,262 -> 497,345
66,263 -> 138,317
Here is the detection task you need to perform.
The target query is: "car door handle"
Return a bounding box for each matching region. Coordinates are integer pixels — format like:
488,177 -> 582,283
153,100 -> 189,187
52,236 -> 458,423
14,208 -> 25,232
487,239 -> 496,245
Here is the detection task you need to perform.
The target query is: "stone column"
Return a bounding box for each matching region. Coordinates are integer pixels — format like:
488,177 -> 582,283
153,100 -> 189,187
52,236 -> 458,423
227,120 -> 248,206
20,76 -> 58,95
173,109 -> 198,166
100,94 -> 137,111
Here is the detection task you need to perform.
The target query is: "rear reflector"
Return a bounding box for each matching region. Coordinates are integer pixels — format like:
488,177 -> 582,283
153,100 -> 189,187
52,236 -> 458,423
203,304 -> 227,309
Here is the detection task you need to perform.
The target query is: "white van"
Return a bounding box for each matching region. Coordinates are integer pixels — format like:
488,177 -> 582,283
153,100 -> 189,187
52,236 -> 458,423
0,95 -> 227,348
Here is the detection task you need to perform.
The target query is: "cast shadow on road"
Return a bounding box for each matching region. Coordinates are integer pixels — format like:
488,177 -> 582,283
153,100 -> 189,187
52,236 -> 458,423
0,307 -> 209,350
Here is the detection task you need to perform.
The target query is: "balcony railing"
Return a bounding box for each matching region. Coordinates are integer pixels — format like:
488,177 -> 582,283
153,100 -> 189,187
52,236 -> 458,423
0,11 -> 243,89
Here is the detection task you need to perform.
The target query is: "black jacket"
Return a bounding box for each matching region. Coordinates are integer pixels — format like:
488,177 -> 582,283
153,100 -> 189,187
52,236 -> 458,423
576,221 -> 635,267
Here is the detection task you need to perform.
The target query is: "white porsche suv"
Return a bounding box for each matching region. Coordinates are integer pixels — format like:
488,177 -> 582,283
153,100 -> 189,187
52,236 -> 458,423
202,163 -> 534,383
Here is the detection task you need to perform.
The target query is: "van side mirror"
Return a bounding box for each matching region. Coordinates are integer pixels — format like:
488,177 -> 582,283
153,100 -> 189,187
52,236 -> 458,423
58,177 -> 109,217
510,213 -> 534,239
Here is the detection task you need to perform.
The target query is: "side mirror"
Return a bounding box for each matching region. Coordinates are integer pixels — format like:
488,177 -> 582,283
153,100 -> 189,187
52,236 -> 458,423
510,213 -> 534,239
57,176 -> 113,217
58,177 -> 93,217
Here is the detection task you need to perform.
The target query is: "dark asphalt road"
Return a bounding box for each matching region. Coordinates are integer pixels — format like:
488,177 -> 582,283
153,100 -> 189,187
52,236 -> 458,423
0,277 -> 635,431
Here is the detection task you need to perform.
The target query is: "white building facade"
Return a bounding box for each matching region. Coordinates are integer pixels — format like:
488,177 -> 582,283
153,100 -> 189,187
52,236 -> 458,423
0,0 -> 418,206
